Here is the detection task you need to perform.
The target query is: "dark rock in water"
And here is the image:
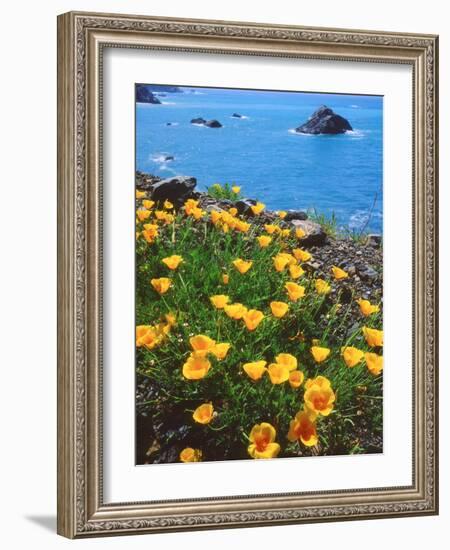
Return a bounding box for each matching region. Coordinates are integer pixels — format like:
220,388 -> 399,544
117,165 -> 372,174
284,210 -> 308,222
205,119 -> 222,128
166,122 -> 173,126
151,176 -> 197,204
289,219 -> 327,246
190,117 -> 222,128
295,105 -> 352,135
232,113 -> 243,118
135,85 -> 161,104
164,155 -> 174,162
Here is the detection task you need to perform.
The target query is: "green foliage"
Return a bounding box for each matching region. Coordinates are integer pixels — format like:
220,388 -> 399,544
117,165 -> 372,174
136,204 -> 383,463
206,182 -> 242,201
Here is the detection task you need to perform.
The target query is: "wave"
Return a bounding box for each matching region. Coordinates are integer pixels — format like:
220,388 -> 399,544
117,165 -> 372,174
350,104 -> 360,108
160,101 -> 176,105
348,209 -> 382,230
151,153 -> 175,164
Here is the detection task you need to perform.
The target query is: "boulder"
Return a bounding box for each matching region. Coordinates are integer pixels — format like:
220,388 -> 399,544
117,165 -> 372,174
235,199 -> 257,216
284,210 -> 308,222
366,234 -> 382,248
151,176 -> 197,204
295,105 -> 352,135
231,113 -> 243,118
289,219 -> 327,246
191,117 -> 206,125
136,85 -> 161,104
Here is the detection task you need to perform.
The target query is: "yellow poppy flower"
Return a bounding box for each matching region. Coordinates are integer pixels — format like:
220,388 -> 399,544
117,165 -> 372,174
295,227 -> 306,239
180,447 -> 202,462
278,210 -> 287,219
289,370 -> 305,389
161,254 -> 183,270
236,220 -> 251,233
264,224 -> 277,234
229,207 -> 238,216
273,253 -> 292,272
275,353 -> 297,371
136,190 -> 146,199
183,198 -> 199,215
182,353 -> 212,380
267,363 -> 290,384
250,202 -> 265,215
232,258 -> 253,274
135,325 -> 163,350
292,248 -> 312,262
315,279 -> 331,295
243,360 -> 267,381
192,403 -> 214,424
365,352 -> 383,375
154,210 -> 166,221
341,346 -> 365,368
280,229 -> 291,238
224,303 -> 248,320
243,309 -> 264,331
136,209 -> 151,221
270,301 -> 289,318
232,186 -> 241,194
142,199 -> 155,209
211,342 -> 231,360
189,335 -> 216,356
210,294 -> 230,309
304,376 -> 335,416
285,282 -> 306,301
289,264 -> 305,279
257,235 -> 272,248
357,299 -> 380,316
287,410 -> 318,446
310,346 -> 331,363
210,210 -> 222,225
222,273 -> 229,285
362,326 -> 384,347
192,207 -> 205,220
165,313 -> 177,327
331,265 -> 349,280
247,423 -> 280,459
163,200 -> 173,209
150,277 -> 172,294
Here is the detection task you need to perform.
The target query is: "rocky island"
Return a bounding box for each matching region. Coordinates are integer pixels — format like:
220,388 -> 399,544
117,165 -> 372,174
136,85 -> 161,105
190,117 -> 223,128
296,105 -> 352,135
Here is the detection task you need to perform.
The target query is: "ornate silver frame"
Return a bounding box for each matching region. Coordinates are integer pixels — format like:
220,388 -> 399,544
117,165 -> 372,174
57,11 -> 439,538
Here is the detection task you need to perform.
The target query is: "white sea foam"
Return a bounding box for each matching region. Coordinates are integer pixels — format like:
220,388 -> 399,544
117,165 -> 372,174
151,153 -> 175,164
350,104 -> 360,108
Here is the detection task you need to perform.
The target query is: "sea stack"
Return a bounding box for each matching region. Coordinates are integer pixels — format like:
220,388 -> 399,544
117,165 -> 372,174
136,85 -> 161,104
295,105 -> 352,135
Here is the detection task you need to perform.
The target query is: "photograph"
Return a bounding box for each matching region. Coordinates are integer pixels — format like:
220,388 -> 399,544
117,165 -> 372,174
135,84 -> 384,465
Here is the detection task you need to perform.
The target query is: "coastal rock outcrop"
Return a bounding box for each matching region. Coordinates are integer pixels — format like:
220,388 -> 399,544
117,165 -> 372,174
289,219 -> 327,246
190,117 -> 223,128
151,176 -> 197,204
232,113 -> 243,118
136,85 -> 161,104
295,105 -> 352,135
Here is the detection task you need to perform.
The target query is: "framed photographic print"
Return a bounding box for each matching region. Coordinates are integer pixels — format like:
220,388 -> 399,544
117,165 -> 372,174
57,11 -> 439,538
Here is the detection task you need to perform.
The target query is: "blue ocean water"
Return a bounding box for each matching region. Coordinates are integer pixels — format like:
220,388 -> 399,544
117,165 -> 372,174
136,86 -> 383,232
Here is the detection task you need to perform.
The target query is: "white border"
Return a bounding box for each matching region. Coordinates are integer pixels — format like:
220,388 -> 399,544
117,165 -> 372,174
103,48 -> 412,503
